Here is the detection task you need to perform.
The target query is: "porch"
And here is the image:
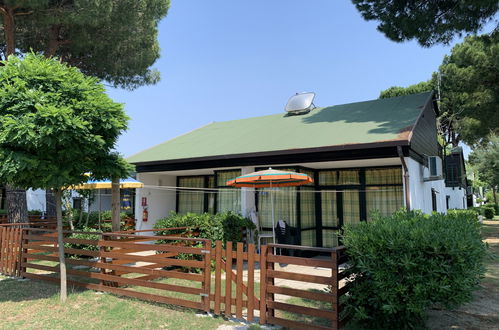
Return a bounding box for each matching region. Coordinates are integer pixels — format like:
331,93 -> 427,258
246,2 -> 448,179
135,158 -> 406,248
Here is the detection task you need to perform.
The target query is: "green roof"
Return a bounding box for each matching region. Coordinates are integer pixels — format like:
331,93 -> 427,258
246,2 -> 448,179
128,92 -> 432,164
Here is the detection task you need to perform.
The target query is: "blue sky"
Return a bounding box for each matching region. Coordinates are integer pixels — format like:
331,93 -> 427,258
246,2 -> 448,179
110,1 -> 485,158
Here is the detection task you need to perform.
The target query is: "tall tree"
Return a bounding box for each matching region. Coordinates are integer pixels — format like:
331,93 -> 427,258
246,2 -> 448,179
0,0 -> 169,221
1,0 -> 170,89
379,31 -> 499,147
0,54 -> 132,301
469,134 -> 499,206
352,0 -> 499,47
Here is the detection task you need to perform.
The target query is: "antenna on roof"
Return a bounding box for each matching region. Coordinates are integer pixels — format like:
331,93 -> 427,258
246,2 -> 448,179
285,92 -> 316,115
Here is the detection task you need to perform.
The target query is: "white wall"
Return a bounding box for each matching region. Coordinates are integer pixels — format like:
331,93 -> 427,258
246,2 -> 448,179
26,189 -> 46,212
445,186 -> 467,210
406,157 -> 447,214
135,173 -> 176,233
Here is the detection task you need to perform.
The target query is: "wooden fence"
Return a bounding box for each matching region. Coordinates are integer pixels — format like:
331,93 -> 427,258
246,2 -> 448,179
0,222 -> 56,276
2,227 -> 352,329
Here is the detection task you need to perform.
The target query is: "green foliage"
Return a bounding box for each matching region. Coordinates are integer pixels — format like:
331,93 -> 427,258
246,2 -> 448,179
379,81 -> 433,99
64,227 -> 101,258
438,34 -> 499,146
470,134 -> 499,188
379,32 -> 499,147
1,0 -> 170,90
352,0 -> 499,47
447,208 -> 479,219
482,205 -> 496,220
342,210 -> 487,329
0,54 -> 132,190
154,211 -> 255,247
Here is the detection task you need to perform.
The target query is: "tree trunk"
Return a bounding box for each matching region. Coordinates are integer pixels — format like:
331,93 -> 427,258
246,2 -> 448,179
46,189 -> 56,218
111,177 -> 120,232
0,6 -> 16,56
493,186 -> 498,206
55,189 -> 67,303
6,184 -> 28,223
45,24 -> 61,57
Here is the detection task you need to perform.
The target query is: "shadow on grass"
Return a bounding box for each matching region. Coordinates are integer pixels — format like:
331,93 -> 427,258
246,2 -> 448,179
0,276 -> 89,303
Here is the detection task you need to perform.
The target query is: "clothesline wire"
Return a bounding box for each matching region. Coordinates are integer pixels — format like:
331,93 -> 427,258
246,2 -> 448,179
1,184 -> 404,196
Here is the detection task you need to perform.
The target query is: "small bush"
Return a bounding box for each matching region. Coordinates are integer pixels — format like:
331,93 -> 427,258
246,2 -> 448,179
64,227 -> 101,258
447,208 -> 479,219
342,210 -> 487,329
482,204 -> 496,219
154,211 -> 255,247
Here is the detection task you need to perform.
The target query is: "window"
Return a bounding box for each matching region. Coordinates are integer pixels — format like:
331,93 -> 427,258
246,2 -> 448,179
177,176 -> 206,214
216,170 -> 241,213
365,168 -> 404,219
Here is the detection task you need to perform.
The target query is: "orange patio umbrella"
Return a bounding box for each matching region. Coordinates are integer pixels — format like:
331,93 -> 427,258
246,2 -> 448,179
226,168 -> 313,243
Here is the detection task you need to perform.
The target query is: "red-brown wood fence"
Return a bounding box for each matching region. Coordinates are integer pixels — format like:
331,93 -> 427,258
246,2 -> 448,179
1,227 -> 352,329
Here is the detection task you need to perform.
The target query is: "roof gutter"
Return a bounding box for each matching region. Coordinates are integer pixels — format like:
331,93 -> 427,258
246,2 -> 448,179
398,146 -> 411,211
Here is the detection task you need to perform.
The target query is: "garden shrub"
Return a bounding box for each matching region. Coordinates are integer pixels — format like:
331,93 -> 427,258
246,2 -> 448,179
482,204 -> 496,219
64,227 -> 101,258
154,211 -> 255,247
447,208 -> 479,219
342,210 -> 487,329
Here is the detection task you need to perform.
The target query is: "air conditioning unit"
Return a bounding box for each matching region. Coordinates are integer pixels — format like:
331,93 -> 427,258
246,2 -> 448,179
425,156 -> 443,180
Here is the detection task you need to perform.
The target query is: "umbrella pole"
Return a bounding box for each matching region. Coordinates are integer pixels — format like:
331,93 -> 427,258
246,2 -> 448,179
271,181 -> 275,244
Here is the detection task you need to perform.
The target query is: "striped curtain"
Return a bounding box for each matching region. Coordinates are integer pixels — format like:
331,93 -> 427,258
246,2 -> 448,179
178,177 -> 205,214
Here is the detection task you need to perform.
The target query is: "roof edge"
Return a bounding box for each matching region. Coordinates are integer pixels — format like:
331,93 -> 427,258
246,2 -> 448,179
131,140 -> 410,167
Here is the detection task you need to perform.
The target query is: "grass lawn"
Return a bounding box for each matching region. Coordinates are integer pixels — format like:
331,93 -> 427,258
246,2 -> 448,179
0,272 -> 239,330
0,276 -> 232,330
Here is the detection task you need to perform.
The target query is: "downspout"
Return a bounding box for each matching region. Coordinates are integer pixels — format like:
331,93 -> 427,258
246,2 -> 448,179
398,146 -> 411,211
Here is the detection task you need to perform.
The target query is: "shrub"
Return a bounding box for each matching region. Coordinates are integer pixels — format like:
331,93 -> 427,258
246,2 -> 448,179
154,211 -> 255,247
447,208 -> 479,219
64,227 -> 101,258
482,204 -> 496,219
342,210 -> 487,329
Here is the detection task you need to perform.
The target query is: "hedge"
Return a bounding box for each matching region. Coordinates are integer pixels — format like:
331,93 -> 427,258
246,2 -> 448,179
342,210 -> 487,329
153,211 -> 255,247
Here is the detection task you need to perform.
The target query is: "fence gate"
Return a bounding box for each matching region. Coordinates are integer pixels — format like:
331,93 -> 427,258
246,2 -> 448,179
0,226 -> 22,276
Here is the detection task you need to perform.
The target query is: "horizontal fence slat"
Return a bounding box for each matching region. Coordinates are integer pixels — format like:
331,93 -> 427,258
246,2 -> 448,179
100,251 -> 205,269
338,282 -> 352,297
267,269 -> 331,285
21,272 -> 204,310
268,243 -> 345,254
24,244 -> 100,257
23,253 -> 204,282
99,240 -> 205,255
267,300 -> 337,320
22,262 -> 203,296
266,284 -> 334,302
267,254 -> 334,268
267,316 -> 332,330
337,270 -> 350,281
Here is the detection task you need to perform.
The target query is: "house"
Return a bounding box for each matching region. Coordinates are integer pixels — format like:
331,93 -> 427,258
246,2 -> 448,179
128,91 -> 464,247
444,147 -> 469,209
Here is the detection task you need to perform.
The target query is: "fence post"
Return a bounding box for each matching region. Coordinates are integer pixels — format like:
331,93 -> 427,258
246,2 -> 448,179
225,241 -> 233,317
20,228 -> 28,277
214,240 -> 222,315
331,249 -> 339,330
259,245 -> 267,325
0,227 -> 4,275
247,243 -> 255,321
203,240 -> 212,312
99,235 -> 108,287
